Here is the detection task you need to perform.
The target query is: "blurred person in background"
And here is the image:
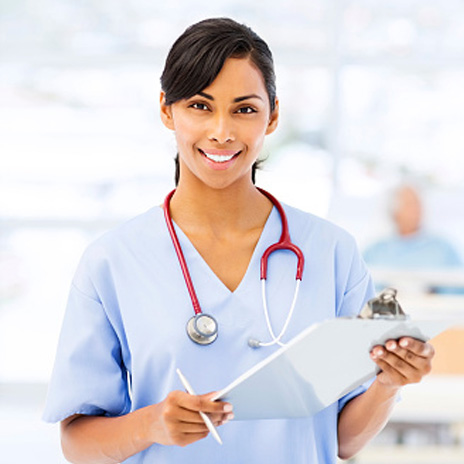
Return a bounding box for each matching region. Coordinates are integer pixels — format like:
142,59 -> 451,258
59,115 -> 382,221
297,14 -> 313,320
364,183 -> 463,293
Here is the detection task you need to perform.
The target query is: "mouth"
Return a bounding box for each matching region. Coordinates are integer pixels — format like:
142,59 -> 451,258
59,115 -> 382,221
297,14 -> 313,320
199,148 -> 241,163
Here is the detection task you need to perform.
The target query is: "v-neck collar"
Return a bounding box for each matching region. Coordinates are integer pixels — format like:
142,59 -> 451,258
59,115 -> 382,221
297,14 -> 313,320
167,206 -> 279,298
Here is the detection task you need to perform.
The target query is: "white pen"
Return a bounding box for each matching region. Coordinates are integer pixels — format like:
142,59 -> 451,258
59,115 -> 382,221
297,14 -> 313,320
176,368 -> 223,445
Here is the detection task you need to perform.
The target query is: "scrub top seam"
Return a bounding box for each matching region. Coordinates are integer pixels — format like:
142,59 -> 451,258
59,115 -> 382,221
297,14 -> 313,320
71,281 -> 101,304
344,268 -> 371,298
70,282 -> 124,350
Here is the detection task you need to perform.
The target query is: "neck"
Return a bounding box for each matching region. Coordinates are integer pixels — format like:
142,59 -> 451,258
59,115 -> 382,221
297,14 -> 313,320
398,226 -> 421,237
169,181 -> 272,236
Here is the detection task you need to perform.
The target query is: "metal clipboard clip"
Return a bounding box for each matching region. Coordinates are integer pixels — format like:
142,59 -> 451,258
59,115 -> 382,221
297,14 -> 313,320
358,288 -> 409,320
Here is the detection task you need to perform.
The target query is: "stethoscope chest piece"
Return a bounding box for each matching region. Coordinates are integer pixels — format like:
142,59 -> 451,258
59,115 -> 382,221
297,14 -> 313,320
186,314 -> 218,345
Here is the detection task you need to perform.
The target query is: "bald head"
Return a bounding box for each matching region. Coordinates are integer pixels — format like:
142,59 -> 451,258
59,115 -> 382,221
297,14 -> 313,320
392,186 -> 423,236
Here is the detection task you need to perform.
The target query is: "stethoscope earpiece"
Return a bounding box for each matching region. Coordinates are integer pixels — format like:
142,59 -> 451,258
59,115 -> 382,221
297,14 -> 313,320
248,338 -> 262,348
186,314 -> 218,345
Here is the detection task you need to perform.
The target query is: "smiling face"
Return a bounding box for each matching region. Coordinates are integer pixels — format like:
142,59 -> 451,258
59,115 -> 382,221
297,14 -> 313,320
160,57 -> 279,191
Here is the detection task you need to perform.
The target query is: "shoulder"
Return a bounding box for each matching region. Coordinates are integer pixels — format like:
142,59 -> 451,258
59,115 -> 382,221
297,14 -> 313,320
282,202 -> 366,279
282,203 -> 374,314
422,233 -> 458,249
73,206 -> 165,293
421,233 -> 463,263
85,206 -> 163,257
283,202 -> 359,251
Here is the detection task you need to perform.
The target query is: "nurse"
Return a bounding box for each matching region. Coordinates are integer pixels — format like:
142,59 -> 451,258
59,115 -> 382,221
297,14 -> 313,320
43,17 -> 435,464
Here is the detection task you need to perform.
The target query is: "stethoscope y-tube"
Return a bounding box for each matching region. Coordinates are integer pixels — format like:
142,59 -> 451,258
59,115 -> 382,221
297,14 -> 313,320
163,188 -> 304,347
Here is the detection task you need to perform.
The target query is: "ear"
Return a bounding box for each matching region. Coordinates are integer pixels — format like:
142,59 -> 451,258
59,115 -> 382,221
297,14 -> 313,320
160,92 -> 175,130
265,97 -> 279,135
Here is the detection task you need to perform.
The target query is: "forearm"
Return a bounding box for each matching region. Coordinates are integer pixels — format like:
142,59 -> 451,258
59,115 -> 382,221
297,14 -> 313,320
61,405 -> 160,464
60,390 -> 231,463
337,379 -> 400,460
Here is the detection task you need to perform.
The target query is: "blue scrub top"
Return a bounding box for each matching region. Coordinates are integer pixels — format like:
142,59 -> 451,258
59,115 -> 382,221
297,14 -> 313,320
44,202 -> 375,464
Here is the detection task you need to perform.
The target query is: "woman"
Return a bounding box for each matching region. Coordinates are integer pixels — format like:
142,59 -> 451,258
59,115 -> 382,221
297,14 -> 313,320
43,18 -> 434,464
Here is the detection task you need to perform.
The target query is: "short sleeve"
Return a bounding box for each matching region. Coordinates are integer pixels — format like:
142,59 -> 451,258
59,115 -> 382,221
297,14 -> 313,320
43,284 -> 131,423
337,378 -> 375,412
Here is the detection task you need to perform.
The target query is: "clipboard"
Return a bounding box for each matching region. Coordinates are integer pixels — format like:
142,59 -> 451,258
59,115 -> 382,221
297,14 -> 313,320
212,305 -> 457,420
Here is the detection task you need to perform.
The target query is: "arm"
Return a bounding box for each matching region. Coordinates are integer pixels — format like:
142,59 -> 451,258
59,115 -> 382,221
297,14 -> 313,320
61,391 -> 233,464
337,337 -> 434,460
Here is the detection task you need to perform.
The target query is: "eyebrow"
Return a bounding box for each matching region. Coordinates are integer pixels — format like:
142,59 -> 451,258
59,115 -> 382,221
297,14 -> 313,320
198,91 -> 263,103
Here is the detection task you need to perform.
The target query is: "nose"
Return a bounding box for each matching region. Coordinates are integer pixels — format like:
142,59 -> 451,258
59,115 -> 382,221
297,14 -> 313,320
207,112 -> 235,144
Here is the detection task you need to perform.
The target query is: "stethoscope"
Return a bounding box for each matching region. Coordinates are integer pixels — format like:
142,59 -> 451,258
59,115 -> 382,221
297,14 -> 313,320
163,188 -> 305,348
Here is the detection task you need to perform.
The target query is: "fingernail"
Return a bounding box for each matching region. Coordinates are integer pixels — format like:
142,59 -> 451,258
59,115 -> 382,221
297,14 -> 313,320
220,413 -> 234,426
400,339 -> 408,348
223,404 -> 233,413
376,348 -> 384,356
387,341 -> 397,351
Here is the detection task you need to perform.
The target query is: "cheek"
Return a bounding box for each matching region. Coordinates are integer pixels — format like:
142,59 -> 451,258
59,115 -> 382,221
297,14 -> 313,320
245,124 -> 268,151
173,118 -> 196,147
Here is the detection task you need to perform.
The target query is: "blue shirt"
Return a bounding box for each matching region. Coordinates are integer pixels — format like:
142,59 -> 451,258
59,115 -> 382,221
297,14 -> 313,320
43,202 -> 374,464
364,232 -> 463,294
364,232 -> 462,269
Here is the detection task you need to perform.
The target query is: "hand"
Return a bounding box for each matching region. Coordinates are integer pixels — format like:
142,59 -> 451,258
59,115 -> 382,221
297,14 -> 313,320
370,337 -> 435,389
151,390 -> 233,447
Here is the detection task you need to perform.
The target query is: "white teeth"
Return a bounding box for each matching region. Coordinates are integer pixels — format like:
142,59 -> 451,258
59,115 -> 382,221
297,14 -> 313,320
201,151 -> 236,162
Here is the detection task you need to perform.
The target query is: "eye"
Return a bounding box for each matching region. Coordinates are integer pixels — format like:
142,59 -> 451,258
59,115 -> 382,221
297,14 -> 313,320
236,106 -> 257,114
189,102 -> 209,111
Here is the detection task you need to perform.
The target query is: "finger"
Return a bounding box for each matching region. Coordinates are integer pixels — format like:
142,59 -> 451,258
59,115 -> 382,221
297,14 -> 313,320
217,412 -> 235,426
384,340 -> 433,372
371,348 -> 428,383
163,395 -> 206,426
372,339 -> 433,368
373,356 -> 409,385
199,392 -> 234,415
398,338 -> 435,359
176,408 -> 210,424
169,391 -> 233,428
177,391 -> 233,415
206,410 -> 232,424
175,406 -> 230,427
174,419 -> 211,433
203,391 -> 221,401
176,408 -> 233,431
164,391 -> 216,424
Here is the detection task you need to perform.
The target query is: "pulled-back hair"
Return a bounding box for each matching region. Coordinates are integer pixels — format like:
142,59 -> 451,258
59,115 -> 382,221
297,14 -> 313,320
160,18 -> 277,185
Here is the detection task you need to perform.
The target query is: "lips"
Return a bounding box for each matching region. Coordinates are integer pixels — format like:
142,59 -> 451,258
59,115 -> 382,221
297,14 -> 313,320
199,148 -> 241,163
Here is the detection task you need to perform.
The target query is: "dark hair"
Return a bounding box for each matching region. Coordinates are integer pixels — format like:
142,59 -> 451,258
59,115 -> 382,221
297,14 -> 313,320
160,17 -> 276,185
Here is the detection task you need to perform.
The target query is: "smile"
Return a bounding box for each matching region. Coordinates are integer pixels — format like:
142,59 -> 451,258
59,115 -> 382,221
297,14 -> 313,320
199,149 -> 241,163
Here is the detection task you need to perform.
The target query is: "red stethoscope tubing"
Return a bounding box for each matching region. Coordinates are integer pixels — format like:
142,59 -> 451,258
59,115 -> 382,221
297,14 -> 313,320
163,188 -> 305,317
256,187 -> 304,280
163,189 -> 202,315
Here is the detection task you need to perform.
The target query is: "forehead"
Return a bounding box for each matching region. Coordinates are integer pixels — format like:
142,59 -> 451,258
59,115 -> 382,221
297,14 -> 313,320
201,57 -> 267,99
398,188 -> 420,204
